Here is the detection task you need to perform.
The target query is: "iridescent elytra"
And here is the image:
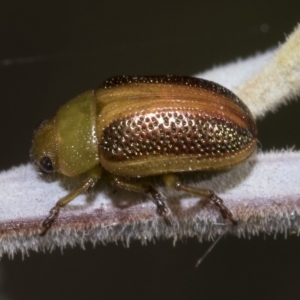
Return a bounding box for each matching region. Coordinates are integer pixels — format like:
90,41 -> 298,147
31,75 -> 257,233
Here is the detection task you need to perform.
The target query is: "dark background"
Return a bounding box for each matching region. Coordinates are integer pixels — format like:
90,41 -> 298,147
1,1 -> 300,299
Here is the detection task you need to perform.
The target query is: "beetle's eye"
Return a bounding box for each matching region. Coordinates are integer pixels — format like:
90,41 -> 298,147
39,156 -> 53,174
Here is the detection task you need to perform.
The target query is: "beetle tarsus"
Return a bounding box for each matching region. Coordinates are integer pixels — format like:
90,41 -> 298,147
208,192 -> 237,225
147,186 -> 172,225
111,177 -> 172,225
156,199 -> 168,215
173,181 -> 237,225
40,206 -> 60,236
155,198 -> 171,225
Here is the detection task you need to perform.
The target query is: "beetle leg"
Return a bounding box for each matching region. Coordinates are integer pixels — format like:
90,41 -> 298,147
163,174 -> 237,225
41,166 -> 102,235
111,176 -> 171,225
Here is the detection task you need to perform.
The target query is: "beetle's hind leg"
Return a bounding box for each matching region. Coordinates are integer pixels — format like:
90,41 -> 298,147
111,176 -> 171,225
163,174 -> 237,225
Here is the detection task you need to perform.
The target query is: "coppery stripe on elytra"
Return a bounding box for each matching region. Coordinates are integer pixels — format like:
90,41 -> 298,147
100,110 -> 255,162
98,75 -> 252,119
216,98 -> 257,136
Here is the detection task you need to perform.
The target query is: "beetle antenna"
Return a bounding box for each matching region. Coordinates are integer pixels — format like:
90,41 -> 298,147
195,234 -> 224,267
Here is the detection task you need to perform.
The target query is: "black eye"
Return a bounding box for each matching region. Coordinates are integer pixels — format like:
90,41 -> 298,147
39,156 -> 53,174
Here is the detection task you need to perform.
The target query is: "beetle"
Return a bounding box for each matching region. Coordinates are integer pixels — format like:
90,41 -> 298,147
31,75 -> 257,233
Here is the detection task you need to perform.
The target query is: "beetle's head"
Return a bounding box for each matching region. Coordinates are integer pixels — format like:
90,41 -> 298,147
31,119 -> 58,175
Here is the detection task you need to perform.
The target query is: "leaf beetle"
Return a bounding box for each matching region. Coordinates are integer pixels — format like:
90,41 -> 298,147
31,75 -> 257,233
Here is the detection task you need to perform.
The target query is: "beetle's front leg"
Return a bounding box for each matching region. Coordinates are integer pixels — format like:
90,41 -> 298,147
111,176 -> 171,225
163,174 -> 237,225
41,166 -> 102,235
